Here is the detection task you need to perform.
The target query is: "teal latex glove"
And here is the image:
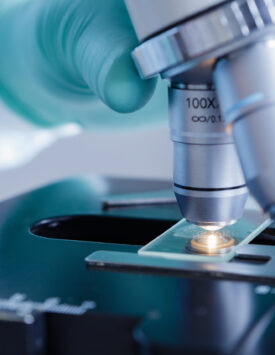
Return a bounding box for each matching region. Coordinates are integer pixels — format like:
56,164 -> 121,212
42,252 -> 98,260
0,0 -> 166,129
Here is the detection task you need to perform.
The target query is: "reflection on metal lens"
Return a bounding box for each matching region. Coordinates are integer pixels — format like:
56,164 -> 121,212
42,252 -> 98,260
195,220 -> 237,231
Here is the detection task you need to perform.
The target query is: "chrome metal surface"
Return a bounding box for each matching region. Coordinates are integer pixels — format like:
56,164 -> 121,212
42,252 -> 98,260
130,0 -> 275,225
132,0 -> 275,79
86,243 -> 275,282
214,37 -> 275,213
125,0 -> 226,41
170,86 -> 247,226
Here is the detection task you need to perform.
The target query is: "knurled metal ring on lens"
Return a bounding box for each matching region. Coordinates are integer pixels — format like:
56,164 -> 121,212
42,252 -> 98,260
132,0 -> 275,79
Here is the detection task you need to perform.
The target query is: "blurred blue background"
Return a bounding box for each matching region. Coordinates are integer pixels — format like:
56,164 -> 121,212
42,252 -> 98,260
0,99 -> 173,200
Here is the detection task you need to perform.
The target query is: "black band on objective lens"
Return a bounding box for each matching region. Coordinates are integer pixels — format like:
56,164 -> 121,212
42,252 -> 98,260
174,183 -> 246,192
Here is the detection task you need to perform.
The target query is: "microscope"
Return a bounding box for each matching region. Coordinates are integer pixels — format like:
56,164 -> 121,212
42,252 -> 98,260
125,0 -> 275,232
2,3 -> 275,353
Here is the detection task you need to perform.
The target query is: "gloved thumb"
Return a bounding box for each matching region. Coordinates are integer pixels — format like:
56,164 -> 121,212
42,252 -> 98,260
38,0 -> 157,113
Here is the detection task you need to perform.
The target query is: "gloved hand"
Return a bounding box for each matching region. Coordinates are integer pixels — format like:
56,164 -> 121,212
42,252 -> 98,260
0,0 -> 163,129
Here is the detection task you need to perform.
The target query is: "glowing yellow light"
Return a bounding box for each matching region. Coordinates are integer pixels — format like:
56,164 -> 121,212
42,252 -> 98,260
197,219 -> 237,231
201,225 -> 223,231
206,234 -> 218,250
190,231 -> 235,255
267,40 -> 275,49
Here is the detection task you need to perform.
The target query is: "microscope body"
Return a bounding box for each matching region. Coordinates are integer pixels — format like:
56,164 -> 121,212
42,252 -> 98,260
125,0 -> 275,228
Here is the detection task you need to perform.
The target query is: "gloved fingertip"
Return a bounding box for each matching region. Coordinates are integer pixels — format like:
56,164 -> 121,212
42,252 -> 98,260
100,52 -> 157,113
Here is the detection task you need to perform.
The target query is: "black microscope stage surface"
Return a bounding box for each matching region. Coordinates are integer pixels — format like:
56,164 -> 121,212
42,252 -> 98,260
0,175 -> 275,355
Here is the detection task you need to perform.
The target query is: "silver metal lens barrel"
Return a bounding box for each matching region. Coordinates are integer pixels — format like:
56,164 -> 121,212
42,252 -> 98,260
214,38 -> 275,214
124,0 -> 225,41
170,85 -> 247,228
125,0 -> 275,227
130,0 -> 275,80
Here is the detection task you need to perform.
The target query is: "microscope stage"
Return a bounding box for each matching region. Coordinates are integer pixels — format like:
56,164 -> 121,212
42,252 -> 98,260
1,175 -> 275,354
